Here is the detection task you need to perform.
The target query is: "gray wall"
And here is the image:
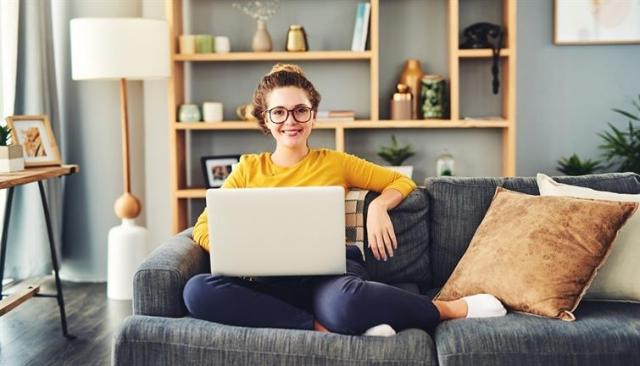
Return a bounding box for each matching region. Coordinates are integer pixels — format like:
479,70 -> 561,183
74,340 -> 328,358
58,0 -> 640,280
517,0 -> 640,176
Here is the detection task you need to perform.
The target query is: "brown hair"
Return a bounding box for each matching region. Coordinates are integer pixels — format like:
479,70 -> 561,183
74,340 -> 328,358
251,63 -> 321,135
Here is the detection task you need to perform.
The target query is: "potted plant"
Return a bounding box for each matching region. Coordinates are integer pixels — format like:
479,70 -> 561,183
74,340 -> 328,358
556,153 -> 604,176
0,124 -> 24,172
598,94 -> 640,173
377,134 -> 415,178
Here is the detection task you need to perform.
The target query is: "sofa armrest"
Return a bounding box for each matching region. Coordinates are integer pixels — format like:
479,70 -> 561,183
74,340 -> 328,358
133,228 -> 208,317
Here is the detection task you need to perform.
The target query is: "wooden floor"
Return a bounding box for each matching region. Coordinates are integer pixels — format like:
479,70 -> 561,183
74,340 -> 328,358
0,277 -> 131,366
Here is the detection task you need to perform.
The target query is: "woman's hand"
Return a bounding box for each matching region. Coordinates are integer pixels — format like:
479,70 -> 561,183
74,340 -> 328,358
366,200 -> 397,261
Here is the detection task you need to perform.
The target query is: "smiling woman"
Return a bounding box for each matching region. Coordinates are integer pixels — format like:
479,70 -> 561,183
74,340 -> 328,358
184,63 -> 507,337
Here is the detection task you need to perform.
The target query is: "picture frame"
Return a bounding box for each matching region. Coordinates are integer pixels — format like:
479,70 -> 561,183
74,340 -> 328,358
554,0 -> 640,45
200,155 -> 241,188
5,115 -> 62,167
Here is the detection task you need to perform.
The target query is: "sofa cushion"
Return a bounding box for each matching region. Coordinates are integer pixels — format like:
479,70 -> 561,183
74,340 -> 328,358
363,189 -> 431,287
434,301 -> 640,366
113,315 -> 438,366
425,173 -> 640,288
537,173 -> 640,302
435,187 -> 637,320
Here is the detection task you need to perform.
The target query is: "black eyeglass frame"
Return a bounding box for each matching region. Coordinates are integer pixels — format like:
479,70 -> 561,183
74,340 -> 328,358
264,105 -> 315,124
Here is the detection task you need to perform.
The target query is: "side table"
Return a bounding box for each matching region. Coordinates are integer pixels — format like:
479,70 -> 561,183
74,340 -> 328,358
0,165 -> 79,339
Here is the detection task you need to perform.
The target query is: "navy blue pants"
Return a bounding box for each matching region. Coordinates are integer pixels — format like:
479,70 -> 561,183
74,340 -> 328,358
183,246 -> 440,335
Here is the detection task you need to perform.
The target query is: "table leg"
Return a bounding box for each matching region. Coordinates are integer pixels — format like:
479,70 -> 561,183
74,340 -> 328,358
0,187 -> 15,298
38,181 -> 73,339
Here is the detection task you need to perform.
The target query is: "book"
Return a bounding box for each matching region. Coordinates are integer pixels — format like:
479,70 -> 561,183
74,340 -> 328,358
317,110 -> 356,121
351,3 -> 371,52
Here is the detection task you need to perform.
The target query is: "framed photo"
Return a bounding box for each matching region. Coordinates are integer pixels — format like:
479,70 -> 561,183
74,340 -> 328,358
201,155 -> 241,188
6,115 -> 61,167
554,0 -> 640,45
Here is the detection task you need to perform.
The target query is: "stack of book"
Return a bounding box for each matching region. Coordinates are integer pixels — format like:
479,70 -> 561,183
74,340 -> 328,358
316,110 -> 356,122
351,2 -> 371,52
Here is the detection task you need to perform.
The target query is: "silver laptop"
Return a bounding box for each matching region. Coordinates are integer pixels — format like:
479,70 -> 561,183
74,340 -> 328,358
206,186 -> 346,277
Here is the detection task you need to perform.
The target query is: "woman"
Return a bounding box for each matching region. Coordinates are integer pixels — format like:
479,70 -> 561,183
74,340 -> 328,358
184,64 -> 506,337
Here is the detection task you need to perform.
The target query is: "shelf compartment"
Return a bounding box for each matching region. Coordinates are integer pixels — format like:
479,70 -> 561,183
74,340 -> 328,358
457,49 -> 510,58
173,51 -> 373,62
173,119 -> 509,130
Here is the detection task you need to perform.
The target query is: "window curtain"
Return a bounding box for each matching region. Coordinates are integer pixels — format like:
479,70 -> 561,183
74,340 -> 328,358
0,0 -> 66,280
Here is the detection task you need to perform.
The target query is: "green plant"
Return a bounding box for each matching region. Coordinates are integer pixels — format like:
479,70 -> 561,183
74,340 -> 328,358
557,153 -> 604,176
377,135 -> 414,166
0,125 -> 12,147
598,94 -> 640,173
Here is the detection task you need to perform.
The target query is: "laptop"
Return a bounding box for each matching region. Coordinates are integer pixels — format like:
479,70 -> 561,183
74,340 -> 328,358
206,186 -> 346,277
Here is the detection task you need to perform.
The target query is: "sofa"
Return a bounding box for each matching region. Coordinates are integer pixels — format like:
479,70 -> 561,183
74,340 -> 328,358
112,173 -> 640,366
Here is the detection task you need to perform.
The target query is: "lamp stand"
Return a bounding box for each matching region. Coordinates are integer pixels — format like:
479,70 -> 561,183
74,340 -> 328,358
107,78 -> 148,300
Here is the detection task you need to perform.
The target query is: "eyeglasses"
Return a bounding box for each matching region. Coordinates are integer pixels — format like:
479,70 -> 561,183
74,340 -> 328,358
265,105 -> 314,124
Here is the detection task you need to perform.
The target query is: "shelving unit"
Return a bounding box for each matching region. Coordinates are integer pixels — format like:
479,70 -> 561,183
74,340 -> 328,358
166,0 -> 517,233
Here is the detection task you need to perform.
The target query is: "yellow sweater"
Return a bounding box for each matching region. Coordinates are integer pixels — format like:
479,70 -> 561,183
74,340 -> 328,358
193,148 -> 416,251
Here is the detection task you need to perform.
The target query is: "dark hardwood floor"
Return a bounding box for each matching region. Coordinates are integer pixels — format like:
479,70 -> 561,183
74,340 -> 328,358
0,277 -> 131,366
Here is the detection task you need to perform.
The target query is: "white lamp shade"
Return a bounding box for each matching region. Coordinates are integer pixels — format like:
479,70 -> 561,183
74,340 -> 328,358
70,18 -> 170,80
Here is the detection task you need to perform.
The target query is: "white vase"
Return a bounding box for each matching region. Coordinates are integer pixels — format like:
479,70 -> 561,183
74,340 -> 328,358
252,20 -> 272,52
387,165 -> 413,178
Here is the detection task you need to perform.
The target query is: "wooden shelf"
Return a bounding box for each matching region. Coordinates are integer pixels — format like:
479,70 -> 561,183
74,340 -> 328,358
173,51 -> 373,62
176,188 -> 207,198
457,48 -> 511,58
173,119 -> 509,130
167,0 -> 517,233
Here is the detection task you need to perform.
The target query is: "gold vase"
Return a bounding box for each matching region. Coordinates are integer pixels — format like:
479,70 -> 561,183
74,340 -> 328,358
399,59 -> 424,119
286,25 -> 308,52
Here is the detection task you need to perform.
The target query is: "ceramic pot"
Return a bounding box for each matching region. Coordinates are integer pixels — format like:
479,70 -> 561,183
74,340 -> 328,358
387,165 -> 414,179
399,59 -> 424,119
0,145 -> 25,172
252,20 -> 273,52
179,104 -> 201,122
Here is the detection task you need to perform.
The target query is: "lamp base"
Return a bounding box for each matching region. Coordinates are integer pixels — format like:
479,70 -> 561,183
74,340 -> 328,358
107,219 -> 148,300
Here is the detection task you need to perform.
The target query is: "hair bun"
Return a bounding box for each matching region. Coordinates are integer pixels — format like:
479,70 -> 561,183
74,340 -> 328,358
269,63 -> 304,76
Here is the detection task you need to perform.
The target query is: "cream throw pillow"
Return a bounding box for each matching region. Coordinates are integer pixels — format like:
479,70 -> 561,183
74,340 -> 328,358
537,173 -> 640,302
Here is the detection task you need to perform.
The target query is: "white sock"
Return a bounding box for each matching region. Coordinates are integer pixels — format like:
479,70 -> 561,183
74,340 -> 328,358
363,324 -> 396,337
463,294 -> 507,318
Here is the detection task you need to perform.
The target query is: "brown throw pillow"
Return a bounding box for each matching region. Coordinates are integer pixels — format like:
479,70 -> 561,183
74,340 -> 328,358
436,187 -> 637,321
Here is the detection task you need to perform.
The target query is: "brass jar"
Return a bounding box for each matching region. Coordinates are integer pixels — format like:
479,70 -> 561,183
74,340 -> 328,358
286,25 -> 308,52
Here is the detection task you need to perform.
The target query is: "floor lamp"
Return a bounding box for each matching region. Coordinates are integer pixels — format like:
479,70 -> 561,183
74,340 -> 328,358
70,18 -> 169,300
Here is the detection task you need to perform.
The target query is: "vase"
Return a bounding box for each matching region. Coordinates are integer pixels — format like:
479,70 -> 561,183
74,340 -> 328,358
399,59 -> 424,119
252,20 -> 272,52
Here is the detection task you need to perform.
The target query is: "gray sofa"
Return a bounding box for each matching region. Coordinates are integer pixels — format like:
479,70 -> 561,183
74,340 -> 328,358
113,174 -> 640,366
